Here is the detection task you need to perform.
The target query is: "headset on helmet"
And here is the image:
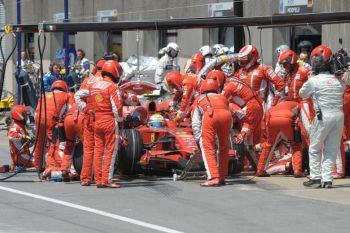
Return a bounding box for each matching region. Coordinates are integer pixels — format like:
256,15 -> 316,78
207,70 -> 225,90
51,80 -> 68,92
275,44 -> 290,57
310,45 -> 333,74
11,105 -> 31,123
101,60 -> 123,83
165,71 -> 183,92
147,113 -> 166,128
199,45 -> 213,57
200,78 -> 219,94
238,45 -> 259,70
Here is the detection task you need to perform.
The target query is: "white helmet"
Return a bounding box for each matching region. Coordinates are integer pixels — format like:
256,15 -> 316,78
229,46 -> 235,53
199,45 -> 213,57
166,42 -> 179,58
213,44 -> 224,56
275,44 -> 290,58
216,47 -> 229,56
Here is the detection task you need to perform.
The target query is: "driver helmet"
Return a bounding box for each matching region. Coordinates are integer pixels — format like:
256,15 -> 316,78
148,113 -> 166,128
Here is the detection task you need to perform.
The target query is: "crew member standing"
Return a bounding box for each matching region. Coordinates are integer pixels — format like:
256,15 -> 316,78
77,60 -> 124,188
75,59 -> 105,186
300,45 -> 350,188
192,78 -> 232,186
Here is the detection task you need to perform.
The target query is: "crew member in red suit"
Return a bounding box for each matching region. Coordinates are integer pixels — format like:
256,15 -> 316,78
236,45 -> 285,111
344,87 -> 350,143
75,61 -> 106,186
277,49 -> 314,135
222,76 -> 263,146
34,80 -> 71,172
175,72 -> 202,121
184,53 -> 205,74
76,60 -> 124,188
7,105 -> 34,172
164,71 -> 184,110
256,100 -> 304,177
192,78 -> 232,186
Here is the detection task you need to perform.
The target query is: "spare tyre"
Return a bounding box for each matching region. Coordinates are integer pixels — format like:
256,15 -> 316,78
116,129 -> 143,175
72,142 -> 84,175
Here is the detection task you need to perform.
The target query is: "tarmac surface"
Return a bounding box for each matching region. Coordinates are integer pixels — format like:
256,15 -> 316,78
0,131 -> 349,233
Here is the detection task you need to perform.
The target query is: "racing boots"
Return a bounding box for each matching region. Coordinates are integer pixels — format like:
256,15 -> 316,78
256,170 -> 270,177
293,170 -> 304,178
303,179 -> 321,188
200,178 -> 223,187
322,181 -> 333,189
97,183 -> 121,188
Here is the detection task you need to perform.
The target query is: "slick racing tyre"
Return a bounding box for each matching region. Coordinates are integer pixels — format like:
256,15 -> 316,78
228,142 -> 245,174
117,129 -> 143,175
72,142 -> 84,175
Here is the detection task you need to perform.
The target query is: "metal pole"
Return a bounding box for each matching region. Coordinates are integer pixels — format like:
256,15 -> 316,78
16,0 -> 21,104
136,30 -> 140,81
64,0 -> 69,73
233,0 -> 244,50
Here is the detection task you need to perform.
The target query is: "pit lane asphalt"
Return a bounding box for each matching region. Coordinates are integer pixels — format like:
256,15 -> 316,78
0,131 -> 349,233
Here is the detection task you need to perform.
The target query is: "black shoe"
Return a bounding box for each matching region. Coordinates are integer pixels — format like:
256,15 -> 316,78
303,179 -> 321,188
322,181 -> 333,189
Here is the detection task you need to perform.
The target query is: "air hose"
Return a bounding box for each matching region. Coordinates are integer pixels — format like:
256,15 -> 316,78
34,31 -> 47,179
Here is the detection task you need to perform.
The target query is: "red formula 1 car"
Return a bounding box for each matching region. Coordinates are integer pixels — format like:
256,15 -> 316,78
72,81 -> 244,179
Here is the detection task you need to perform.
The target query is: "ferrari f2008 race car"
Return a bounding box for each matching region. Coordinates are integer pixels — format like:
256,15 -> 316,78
72,80 -> 244,179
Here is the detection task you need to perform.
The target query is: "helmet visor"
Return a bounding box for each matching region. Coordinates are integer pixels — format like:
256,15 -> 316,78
149,121 -> 164,128
169,49 -> 178,58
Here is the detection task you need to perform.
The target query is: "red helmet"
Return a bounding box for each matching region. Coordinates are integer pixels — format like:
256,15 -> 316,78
200,78 -> 219,94
51,80 -> 68,92
238,45 -> 259,69
187,53 -> 205,74
310,45 -> 333,72
101,60 -> 123,83
96,59 -> 106,71
278,49 -> 297,65
207,70 -> 225,89
165,71 -> 183,92
11,105 -> 31,122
